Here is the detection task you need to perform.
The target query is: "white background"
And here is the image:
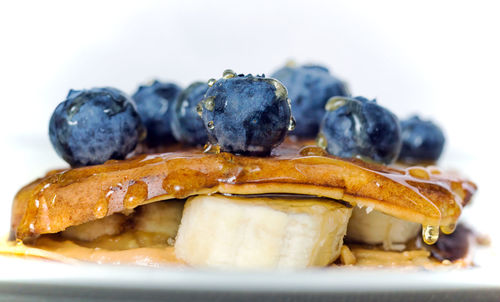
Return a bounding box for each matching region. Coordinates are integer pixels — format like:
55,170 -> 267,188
1,1 -> 499,246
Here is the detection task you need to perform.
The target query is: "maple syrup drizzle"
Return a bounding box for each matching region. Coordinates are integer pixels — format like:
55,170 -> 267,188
14,141 -> 475,245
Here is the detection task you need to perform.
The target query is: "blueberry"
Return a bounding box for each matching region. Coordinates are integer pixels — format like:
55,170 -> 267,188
200,71 -> 292,156
398,115 -> 445,163
132,80 -> 182,146
271,64 -> 349,137
171,82 -> 209,146
49,87 -> 145,167
318,96 -> 401,164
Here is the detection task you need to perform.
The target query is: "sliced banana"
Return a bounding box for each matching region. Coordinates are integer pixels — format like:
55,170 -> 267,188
132,200 -> 184,246
175,194 -> 352,269
61,213 -> 127,242
346,207 -> 420,250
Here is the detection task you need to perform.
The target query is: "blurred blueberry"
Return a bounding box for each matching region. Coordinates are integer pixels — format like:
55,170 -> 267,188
271,63 -> 349,137
319,96 -> 401,164
49,87 -> 144,167
200,71 -> 292,155
132,80 -> 181,146
171,82 -> 209,146
398,115 -> 445,163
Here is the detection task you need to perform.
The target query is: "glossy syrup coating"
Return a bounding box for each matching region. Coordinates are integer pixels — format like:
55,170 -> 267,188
49,87 -> 145,167
319,96 -> 402,164
271,64 -> 349,137
11,139 -> 476,241
200,71 -> 292,156
398,115 -> 445,163
170,82 -> 209,146
132,80 -> 182,147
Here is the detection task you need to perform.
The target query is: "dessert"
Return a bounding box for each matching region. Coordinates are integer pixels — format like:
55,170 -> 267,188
3,66 -> 478,269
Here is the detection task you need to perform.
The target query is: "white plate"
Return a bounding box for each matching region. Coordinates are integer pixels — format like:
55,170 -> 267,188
1,254 -> 499,302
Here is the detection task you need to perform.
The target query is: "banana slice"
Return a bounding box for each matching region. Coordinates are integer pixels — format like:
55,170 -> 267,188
132,200 -> 184,237
347,207 -> 420,250
61,213 -> 127,242
132,200 -> 184,246
175,194 -> 352,269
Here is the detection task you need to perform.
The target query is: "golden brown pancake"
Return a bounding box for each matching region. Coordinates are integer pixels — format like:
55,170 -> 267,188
10,139 -> 475,242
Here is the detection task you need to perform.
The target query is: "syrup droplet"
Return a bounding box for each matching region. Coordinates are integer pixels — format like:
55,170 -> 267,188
288,116 -> 296,131
93,197 -> 109,219
354,154 -> 378,164
316,133 -> 328,149
428,166 -> 442,175
325,97 -> 347,111
422,225 -> 439,245
123,181 -> 148,209
207,121 -> 215,129
268,79 -> 288,100
207,78 -> 217,87
204,96 -> 215,111
440,223 -> 456,235
203,143 -> 221,154
299,146 -> 327,156
408,167 -> 430,180
223,69 -> 236,79
196,102 -> 203,117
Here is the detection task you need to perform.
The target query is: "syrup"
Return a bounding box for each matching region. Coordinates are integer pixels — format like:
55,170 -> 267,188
422,225 -> 439,245
203,97 -> 215,111
288,117 -> 296,131
325,97 -> 347,111
207,78 -> 216,87
222,69 -> 236,79
12,138 -> 476,244
316,133 -> 328,149
123,181 -> 148,209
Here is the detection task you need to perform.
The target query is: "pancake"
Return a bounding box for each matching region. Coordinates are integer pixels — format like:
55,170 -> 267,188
11,139 -> 475,242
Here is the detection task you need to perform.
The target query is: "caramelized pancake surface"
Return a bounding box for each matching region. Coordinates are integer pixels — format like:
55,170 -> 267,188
11,140 -> 476,241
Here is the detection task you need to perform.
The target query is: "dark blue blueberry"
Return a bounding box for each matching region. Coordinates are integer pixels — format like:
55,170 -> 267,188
398,115 -> 445,163
49,87 -> 145,167
200,72 -> 292,156
132,80 -> 182,146
171,82 -> 209,146
319,96 -> 401,164
271,64 -> 349,137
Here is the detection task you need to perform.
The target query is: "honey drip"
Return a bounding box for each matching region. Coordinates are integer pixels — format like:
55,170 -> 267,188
203,97 -> 215,111
222,69 -> 236,79
408,167 -> 430,180
299,146 -> 327,157
196,102 -> 203,117
93,198 -> 109,219
123,181 -> 148,209
203,143 -> 221,154
207,78 -> 216,87
325,97 -> 347,111
440,223 -> 456,235
288,117 -> 296,131
268,79 -> 288,100
316,133 -> 328,149
422,225 -> 439,245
